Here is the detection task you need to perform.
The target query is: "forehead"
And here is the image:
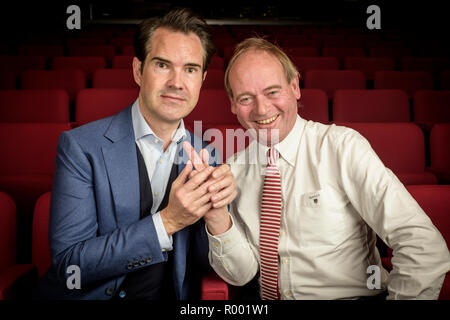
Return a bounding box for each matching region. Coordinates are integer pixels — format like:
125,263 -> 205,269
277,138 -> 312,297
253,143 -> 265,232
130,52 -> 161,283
147,27 -> 204,64
229,50 -> 287,91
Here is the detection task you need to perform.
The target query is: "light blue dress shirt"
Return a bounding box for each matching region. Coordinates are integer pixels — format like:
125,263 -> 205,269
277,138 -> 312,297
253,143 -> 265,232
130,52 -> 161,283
131,100 -> 186,251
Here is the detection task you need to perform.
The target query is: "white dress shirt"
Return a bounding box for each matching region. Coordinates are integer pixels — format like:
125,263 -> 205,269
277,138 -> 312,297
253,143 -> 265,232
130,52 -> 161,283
207,115 -> 450,299
131,100 -> 186,251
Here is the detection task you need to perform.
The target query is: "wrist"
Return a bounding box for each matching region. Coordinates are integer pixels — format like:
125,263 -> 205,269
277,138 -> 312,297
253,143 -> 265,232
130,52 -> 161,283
205,208 -> 232,236
160,208 -> 178,236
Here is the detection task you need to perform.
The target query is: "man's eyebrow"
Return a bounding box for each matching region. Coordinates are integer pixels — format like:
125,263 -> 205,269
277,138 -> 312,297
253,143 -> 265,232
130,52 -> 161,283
150,56 -> 172,64
264,85 -> 282,92
150,57 -> 202,69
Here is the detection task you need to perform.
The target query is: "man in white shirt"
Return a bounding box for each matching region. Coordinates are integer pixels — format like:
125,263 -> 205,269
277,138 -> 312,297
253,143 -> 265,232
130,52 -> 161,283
205,37 -> 450,300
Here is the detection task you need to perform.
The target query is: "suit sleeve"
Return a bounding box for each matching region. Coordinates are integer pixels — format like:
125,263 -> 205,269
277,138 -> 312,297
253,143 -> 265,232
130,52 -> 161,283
49,132 -> 167,286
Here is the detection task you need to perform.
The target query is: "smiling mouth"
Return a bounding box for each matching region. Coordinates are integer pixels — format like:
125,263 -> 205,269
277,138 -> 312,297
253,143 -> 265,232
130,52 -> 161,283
256,115 -> 278,125
161,95 -> 185,101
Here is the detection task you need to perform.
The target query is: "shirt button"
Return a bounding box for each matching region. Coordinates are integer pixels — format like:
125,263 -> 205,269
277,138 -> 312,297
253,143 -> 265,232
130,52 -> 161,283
105,287 -> 114,296
159,160 -> 163,164
285,290 -> 292,297
119,290 -> 126,299
280,231 -> 285,237
214,241 -> 220,248
154,139 -> 159,143
154,192 -> 159,196
224,238 -> 230,244
282,258 -> 289,264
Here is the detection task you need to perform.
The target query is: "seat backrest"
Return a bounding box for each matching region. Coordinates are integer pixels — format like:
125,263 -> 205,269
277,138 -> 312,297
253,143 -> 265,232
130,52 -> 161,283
112,56 -> 133,69
291,57 -> 339,77
0,192 -> 16,270
321,47 -> 366,66
19,45 -> 64,61
298,88 -> 329,123
406,185 -> 450,249
208,56 -> 225,70
0,123 -> 72,176
0,56 -> 45,75
0,89 -> 69,123
0,71 -> 16,89
344,57 -> 395,80
335,122 -> 426,174
202,69 -> 225,89
283,47 -> 318,57
52,56 -> 106,78
32,192 -> 51,278
374,71 -> 434,98
92,69 -> 137,89
430,123 -> 450,171
75,88 -> 138,125
202,124 -> 249,163
305,70 -> 366,99
184,88 -> 238,126
368,46 -> 413,59
400,57 -> 450,74
22,69 -> 86,100
68,45 -> 116,63
333,89 -> 410,122
413,90 -> 450,125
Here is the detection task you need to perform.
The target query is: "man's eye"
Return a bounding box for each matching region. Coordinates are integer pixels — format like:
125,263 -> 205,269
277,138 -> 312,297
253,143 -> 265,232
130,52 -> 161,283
268,90 -> 279,96
239,97 -> 251,105
157,62 -> 167,68
186,67 -> 197,73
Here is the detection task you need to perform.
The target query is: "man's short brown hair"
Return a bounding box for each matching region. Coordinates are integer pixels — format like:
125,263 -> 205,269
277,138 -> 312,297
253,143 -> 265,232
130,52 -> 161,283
224,37 -> 299,98
133,8 -> 215,73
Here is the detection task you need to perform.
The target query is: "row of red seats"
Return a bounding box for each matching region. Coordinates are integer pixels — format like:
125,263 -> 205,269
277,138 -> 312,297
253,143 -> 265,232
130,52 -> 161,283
2,184 -> 449,299
1,87 -> 449,127
1,67 -> 449,100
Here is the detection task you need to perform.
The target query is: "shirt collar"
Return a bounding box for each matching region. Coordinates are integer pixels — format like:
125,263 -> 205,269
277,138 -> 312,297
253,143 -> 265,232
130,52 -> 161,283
131,99 -> 186,144
246,114 -> 306,167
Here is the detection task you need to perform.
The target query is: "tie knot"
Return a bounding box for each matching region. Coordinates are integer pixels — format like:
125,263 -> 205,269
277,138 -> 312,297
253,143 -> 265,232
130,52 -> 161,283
267,147 -> 279,166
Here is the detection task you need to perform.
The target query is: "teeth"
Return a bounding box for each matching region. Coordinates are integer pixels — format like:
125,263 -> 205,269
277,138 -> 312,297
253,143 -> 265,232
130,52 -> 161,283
257,115 -> 278,124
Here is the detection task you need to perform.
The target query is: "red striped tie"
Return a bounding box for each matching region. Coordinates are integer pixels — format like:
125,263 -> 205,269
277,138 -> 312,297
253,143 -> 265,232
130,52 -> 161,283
260,147 -> 282,300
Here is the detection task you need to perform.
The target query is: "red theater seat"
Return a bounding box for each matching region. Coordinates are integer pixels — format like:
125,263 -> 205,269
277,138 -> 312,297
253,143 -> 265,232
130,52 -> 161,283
333,89 -> 410,122
368,47 -> 413,59
290,57 -> 339,78
305,70 -> 366,99
32,192 -> 52,278
66,37 -> 106,46
322,47 -> 366,67
208,56 -> 225,70
344,57 -> 395,81
109,38 -> 133,54
0,72 -> 15,89
429,123 -> 450,184
184,88 -> 238,126
52,56 -> 106,79
202,69 -> 225,89
19,45 -> 64,62
112,56 -> 133,69
400,57 -> 450,78
298,89 -> 329,123
405,185 -> 450,300
335,122 -> 437,185
0,89 -> 69,123
413,90 -> 450,128
0,123 -> 71,263
75,88 -> 138,125
92,69 -> 137,89
374,71 -> 434,98
22,69 -> 86,100
0,192 -> 35,300
202,123 -> 249,163
68,45 -> 115,63
0,56 -> 45,76
283,47 -> 318,57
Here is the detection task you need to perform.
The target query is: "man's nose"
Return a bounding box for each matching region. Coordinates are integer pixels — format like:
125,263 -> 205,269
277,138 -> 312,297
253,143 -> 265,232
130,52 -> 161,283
254,96 -> 270,115
167,69 -> 183,90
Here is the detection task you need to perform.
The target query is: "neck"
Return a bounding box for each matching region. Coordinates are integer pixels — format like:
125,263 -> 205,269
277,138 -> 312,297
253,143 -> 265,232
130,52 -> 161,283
138,99 -> 180,151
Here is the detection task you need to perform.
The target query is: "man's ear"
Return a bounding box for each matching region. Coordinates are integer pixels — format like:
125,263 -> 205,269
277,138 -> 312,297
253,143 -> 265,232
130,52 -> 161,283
290,72 -> 301,100
230,97 -> 237,115
202,70 -> 208,83
132,57 -> 142,87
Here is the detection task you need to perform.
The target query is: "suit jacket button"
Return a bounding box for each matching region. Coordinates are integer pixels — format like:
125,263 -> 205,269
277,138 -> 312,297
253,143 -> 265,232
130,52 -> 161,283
105,287 -> 114,296
140,259 -> 146,266
119,290 -> 126,299
127,263 -> 133,270
134,260 -> 139,267
146,257 -> 152,263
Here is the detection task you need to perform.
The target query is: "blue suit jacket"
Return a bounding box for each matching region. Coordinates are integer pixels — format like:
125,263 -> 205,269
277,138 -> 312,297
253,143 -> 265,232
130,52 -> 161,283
37,106 -> 214,300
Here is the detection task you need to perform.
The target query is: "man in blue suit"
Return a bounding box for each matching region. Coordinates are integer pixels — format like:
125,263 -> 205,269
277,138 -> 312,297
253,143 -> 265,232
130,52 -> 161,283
36,8 -> 236,300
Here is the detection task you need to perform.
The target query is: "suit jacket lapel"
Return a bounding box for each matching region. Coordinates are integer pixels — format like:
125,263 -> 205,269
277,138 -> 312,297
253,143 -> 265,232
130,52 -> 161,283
101,106 -> 140,227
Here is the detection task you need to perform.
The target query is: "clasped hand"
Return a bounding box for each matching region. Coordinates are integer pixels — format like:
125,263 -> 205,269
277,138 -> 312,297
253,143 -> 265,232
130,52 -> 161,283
161,142 -> 235,236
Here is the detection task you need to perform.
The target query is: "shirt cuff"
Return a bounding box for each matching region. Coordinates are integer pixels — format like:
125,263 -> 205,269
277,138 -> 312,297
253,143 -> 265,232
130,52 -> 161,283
152,211 -> 173,251
205,214 -> 242,256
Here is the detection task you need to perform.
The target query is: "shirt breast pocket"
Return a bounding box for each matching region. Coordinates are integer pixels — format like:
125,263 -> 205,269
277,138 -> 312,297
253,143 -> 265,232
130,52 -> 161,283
297,188 -> 352,247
